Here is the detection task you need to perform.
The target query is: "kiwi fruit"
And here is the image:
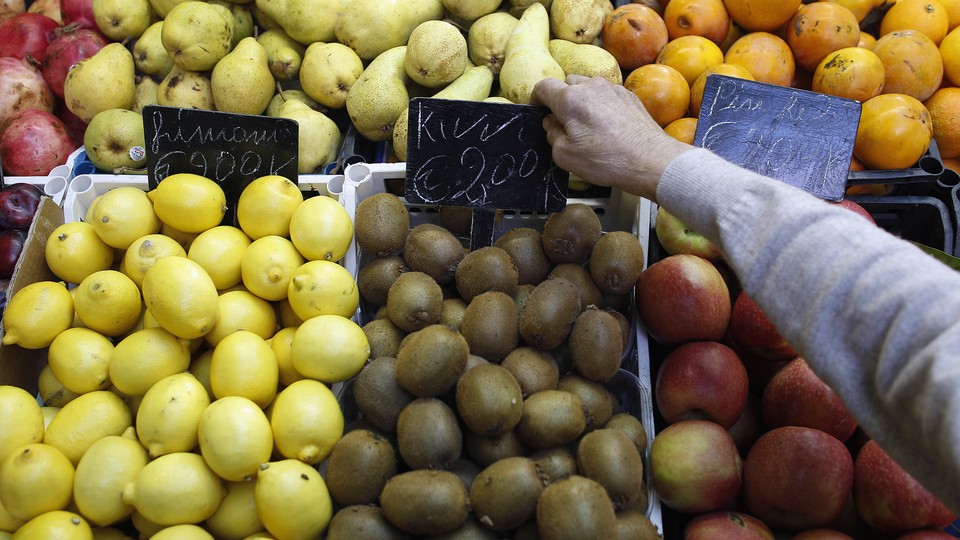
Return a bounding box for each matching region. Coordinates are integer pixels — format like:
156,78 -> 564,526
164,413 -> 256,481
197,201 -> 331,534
605,412 -> 648,454
516,390 -> 587,450
363,318 -> 406,360
531,446 -> 578,483
403,223 -> 465,285
455,363 -> 524,437
438,205 -> 473,238
589,231 -> 645,296
541,203 -> 602,265
614,510 -> 661,540
465,354 -> 490,372
395,324 -> 469,397
464,428 -> 526,467
469,456 -> 548,532
380,469 -> 470,536
494,227 -> 553,285
535,475 -> 618,540
576,428 -> 645,510
386,271 -> 444,333
327,504 -> 410,540
605,308 -> 632,353
459,291 -> 519,362
512,283 -> 536,314
518,277 -> 581,351
358,255 -> 409,307
354,192 -> 410,257
557,374 -> 616,432
352,356 -> 414,433
568,307 -> 624,383
425,515 -> 500,540
548,263 -> 603,311
396,397 -> 463,470
325,428 -> 398,506
501,347 -> 560,397
454,246 -> 519,302
440,298 -> 468,330
448,458 -> 482,492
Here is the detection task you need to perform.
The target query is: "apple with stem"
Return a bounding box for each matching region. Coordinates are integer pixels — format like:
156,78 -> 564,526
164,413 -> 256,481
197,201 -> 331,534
655,340 -> 749,429
760,357 -> 858,442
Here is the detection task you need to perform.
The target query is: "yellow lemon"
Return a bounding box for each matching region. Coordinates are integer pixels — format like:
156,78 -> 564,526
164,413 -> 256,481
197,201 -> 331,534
288,195 -> 353,262
204,290 -> 277,347
37,365 -> 79,408
47,328 -> 114,394
160,222 -> 199,251
11,510 -> 92,540
1,281 -> 73,349
291,315 -> 369,384
254,459 -> 332,540
141,256 -> 220,340
43,390 -> 132,466
187,226 -> 252,290
243,532 -> 275,539
89,187 -> 162,250
236,175 -> 305,240
73,435 -> 148,527
270,327 -> 303,387
204,481 -> 263,540
147,173 -> 227,234
0,387 -> 43,465
240,236 -> 304,302
269,379 -> 343,465
198,396 -> 273,482
275,298 -> 304,328
286,260 -> 359,321
210,331 -> 278,409
0,443 -> 74,521
136,373 -> 211,458
0,494 -> 25,533
39,406 -> 59,431
44,221 -> 115,285
189,350 -> 215,401
73,270 -> 142,337
150,524 -> 214,540
89,527 -> 131,540
129,512 -> 164,539
109,328 -> 191,397
121,234 -> 187,288
122,452 -> 225,526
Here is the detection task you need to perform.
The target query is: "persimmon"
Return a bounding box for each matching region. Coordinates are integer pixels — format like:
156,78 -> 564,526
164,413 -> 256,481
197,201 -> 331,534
623,63 -> 692,127
943,156 -> 960,174
689,62 -> 755,117
722,0 -> 802,32
943,27 -> 960,85
601,4 -> 670,70
812,46 -> 886,102
786,2 -> 861,72
662,0 -> 731,44
941,0 -> 960,29
923,87 -> 960,158
656,35 -> 725,86
880,0 -> 950,44
724,31 -> 796,87
872,29 -> 943,101
858,32 -> 878,49
718,18 -> 746,53
854,93 -> 933,170
824,0 -> 879,22
663,116 -> 699,143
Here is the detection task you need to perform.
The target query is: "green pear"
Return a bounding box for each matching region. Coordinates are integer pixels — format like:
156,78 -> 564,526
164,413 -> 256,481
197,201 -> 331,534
467,11 -> 518,76
157,66 -> 215,110
254,0 -> 346,45
277,99 -> 342,174
84,109 -> 147,173
442,0 -> 502,21
299,41 -> 364,109
404,20 -> 469,89
345,45 -> 409,142
393,65 -> 494,160
251,3 -> 281,31
498,2 -> 564,104
549,0 -> 610,44
211,37 -> 275,115
133,21 -> 174,78
256,29 -> 305,82
335,0 -> 445,61
161,1 -> 235,72
265,89 -> 319,117
132,75 -> 160,114
549,39 -> 623,85
483,96 -> 514,103
92,0 -> 153,42
64,42 -> 136,123
211,0 -> 256,49
148,0 -> 191,18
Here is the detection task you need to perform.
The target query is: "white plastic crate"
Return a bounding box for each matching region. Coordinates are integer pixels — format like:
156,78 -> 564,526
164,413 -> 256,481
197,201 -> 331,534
3,174 -> 69,207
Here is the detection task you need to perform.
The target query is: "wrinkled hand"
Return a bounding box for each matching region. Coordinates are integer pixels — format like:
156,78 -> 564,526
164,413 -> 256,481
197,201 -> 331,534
531,75 -> 691,201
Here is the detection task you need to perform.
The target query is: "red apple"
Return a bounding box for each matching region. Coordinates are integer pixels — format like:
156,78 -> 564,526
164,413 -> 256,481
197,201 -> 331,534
854,440 -> 956,534
831,198 -> 876,224
727,393 -> 764,456
729,291 -> 798,362
650,419 -> 743,514
760,357 -> 858,442
655,340 -> 749,428
636,253 -> 731,346
791,529 -> 855,539
743,426 -> 854,531
655,206 -> 723,262
0,182 -> 44,231
684,511 -> 775,539
0,228 -> 25,278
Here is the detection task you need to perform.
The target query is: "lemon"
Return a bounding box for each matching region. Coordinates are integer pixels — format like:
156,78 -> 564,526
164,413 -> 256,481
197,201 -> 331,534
210,331 -> 278,409
275,298 -> 304,328
270,327 -> 303,387
43,390 -> 132,466
150,524 -> 214,540
37,365 -> 79,408
0,387 -> 44,464
270,379 -> 343,465
291,315 -> 369,384
204,480 -> 264,540
236,175 -> 305,240
39,406 -> 59,431
240,236 -> 304,302
286,260 -> 360,321
45,221 -> 115,285
89,187 -> 162,250
91,527 -> 137,540
11,510 -> 92,540
287,195 -> 353,262
0,443 -> 74,521
1,281 -> 73,349
73,435 -> 148,527
129,512 -> 163,539
136,373 -> 211,458
73,270 -> 142,337
47,328 -> 114,394
204,290 -> 277,347
142,256 -> 220,340
160,222 -> 199,251
187,226 -> 252,290
122,452 -> 225,526
109,327 -> 191,397
148,173 -> 227,234
243,532 -> 275,539
198,396 -> 274,482
254,459 -> 332,540
121,234 -> 187,288
189,350 -> 215,401
0,495 -> 25,533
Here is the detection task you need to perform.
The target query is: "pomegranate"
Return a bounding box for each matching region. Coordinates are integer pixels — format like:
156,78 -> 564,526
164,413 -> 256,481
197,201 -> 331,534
0,12 -> 59,63
0,57 -> 55,126
42,26 -> 106,98
55,101 -> 86,146
59,0 -> 95,32
27,0 -> 61,24
0,109 -> 78,176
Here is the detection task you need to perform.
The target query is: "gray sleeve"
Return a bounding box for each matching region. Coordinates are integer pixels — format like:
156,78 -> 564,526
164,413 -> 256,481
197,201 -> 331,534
656,147 -> 960,512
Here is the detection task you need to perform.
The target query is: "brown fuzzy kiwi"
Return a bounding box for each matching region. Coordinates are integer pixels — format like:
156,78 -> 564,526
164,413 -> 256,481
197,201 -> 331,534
358,255 -> 409,307
541,203 -> 603,265
425,515 -> 500,540
325,429 -> 398,506
516,389 -> 587,450
455,363 -> 524,436
518,277 -> 581,351
395,324 -> 469,398
614,510 -> 661,539
380,469 -> 470,536
354,192 -> 410,257
605,412 -> 648,454
327,504 -> 409,540
513,283 -> 536,314
568,307 -> 624,383
386,271 -> 444,333
501,347 -> 561,397
464,428 -> 526,468
403,223 -> 465,285
494,227 -> 553,285
459,291 -> 519,362
469,456 -> 549,532
548,262 -> 603,311
576,428 -> 645,510
589,231 -> 645,296
531,446 -> 578,483
557,374 -> 616,433
440,298 -> 468,331
454,246 -> 519,302
535,475 -> 618,539
396,397 -> 463,470
362,318 -> 406,360
352,356 -> 414,433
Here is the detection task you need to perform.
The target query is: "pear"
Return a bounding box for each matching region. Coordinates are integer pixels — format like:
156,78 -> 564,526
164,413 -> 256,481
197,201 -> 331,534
64,42 -> 136,123
404,20 -> 469,89
484,96 -> 514,103
509,0 -> 553,15
211,37 -> 275,115
211,0 -> 256,49
134,21 -> 174,78
467,11 -> 518,76
132,75 -> 161,114
254,0 -> 347,45
549,0 -> 610,44
498,2 -> 564,104
251,3 -> 282,31
345,45 -> 409,142
299,41 -> 364,109
257,29 -> 306,81
157,66 -> 215,110
149,0 -> 191,18
265,89 -> 319,117
84,109 -> 147,173
92,0 -> 153,42
393,65 -> 494,161
161,1 -> 235,72
549,39 -> 623,85
335,0 -> 445,61
442,0 -> 502,21
276,99 -> 342,174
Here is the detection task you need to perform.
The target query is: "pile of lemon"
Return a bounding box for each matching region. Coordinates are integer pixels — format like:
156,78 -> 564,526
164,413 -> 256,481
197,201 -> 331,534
0,173 -> 366,539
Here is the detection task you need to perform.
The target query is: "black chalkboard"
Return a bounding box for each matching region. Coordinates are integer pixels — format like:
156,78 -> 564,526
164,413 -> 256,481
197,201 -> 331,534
142,105 -> 299,201
694,75 -> 861,201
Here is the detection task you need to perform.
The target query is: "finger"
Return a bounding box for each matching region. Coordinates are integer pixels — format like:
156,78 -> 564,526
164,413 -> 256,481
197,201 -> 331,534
530,77 -> 567,109
542,115 -> 562,144
565,74 -> 591,85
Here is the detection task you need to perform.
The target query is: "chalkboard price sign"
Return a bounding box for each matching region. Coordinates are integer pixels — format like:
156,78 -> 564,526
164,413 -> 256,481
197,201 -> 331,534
143,105 -> 299,200
694,75 -> 861,201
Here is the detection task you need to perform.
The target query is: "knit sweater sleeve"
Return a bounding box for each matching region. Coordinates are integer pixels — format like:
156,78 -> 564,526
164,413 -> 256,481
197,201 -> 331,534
655,147 -> 960,512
